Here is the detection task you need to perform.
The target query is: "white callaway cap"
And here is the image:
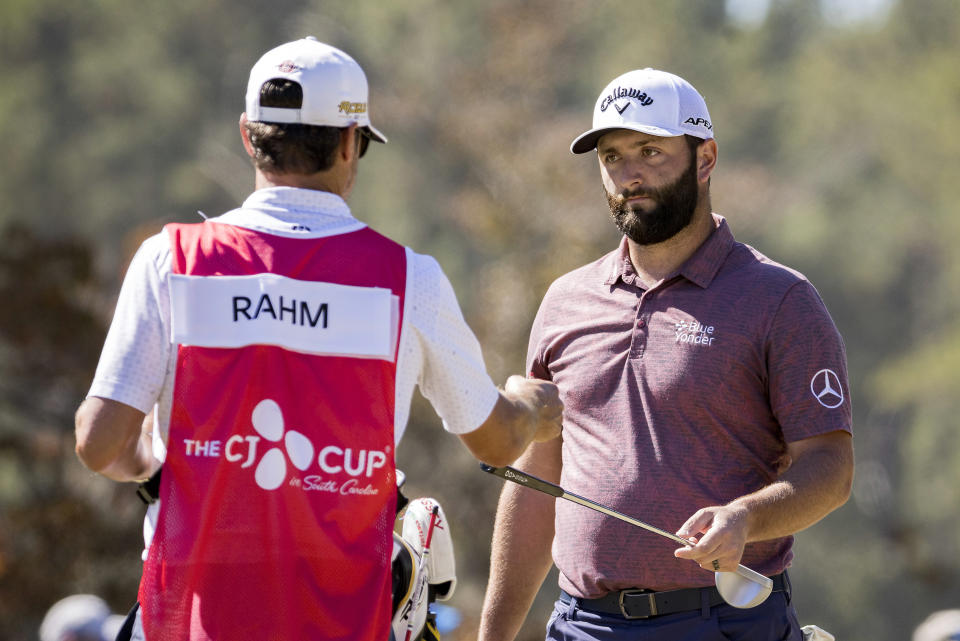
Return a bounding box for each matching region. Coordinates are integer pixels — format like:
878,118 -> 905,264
246,37 -> 387,144
571,68 -> 712,154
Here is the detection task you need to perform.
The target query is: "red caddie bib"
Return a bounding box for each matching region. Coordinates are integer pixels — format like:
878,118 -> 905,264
139,221 -> 406,641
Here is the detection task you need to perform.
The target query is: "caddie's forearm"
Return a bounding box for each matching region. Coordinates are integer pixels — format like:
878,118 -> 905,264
479,482 -> 556,641
75,397 -> 156,482
459,393 -> 536,467
94,429 -> 157,482
733,431 -> 854,542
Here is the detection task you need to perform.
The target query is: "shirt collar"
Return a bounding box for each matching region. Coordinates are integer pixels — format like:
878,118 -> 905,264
602,236 -> 637,287
213,187 -> 364,237
240,186 -> 354,220
602,213 -> 735,289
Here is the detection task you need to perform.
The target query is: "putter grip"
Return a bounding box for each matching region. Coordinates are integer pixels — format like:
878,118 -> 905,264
479,464 -> 564,498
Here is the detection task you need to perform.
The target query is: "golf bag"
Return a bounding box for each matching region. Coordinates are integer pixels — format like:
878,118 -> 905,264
391,489 -> 457,641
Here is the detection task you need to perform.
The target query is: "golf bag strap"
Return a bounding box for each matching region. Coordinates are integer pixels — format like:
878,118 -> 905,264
136,468 -> 162,505
561,572 -> 788,619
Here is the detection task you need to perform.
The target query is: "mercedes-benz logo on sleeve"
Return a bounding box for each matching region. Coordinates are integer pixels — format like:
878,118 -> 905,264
810,369 -> 844,409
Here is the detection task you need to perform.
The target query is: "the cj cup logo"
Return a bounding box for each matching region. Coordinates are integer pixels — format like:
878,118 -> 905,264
226,399 -> 388,490
810,369 -> 844,409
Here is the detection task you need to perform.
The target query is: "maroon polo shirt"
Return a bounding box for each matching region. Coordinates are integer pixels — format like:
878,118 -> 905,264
528,214 -> 852,596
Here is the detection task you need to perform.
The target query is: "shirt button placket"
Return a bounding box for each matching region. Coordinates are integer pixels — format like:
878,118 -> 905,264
631,293 -> 649,359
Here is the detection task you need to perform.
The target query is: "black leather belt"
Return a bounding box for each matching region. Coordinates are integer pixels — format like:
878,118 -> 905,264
560,573 -> 788,620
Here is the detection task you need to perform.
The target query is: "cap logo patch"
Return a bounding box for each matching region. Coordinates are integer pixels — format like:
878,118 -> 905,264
684,116 -> 713,130
338,101 -> 367,115
277,60 -> 300,73
600,86 -> 654,112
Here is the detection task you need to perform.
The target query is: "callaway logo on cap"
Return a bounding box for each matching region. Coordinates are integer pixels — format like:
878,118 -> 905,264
571,68 -> 712,154
245,36 -> 387,144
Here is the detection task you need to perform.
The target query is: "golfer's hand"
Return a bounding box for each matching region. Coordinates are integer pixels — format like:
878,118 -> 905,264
503,375 -> 563,442
673,504 -> 750,572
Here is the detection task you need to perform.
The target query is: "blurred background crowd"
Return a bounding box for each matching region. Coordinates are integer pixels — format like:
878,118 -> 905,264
1,1 -> 958,639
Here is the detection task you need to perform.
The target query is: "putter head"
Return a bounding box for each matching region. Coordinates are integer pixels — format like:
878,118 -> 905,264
714,569 -> 773,608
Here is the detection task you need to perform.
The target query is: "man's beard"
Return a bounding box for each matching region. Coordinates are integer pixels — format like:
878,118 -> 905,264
605,156 -> 700,245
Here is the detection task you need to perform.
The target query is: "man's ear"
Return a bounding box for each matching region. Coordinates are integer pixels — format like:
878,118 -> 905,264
239,113 -> 256,158
697,139 -> 718,183
340,123 -> 359,163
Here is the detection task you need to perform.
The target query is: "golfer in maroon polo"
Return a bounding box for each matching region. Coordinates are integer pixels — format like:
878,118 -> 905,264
479,69 -> 853,641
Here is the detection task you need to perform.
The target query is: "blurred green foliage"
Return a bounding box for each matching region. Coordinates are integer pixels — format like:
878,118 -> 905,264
1,1 -> 958,639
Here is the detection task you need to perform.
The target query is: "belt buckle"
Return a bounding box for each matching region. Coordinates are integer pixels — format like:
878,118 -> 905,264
618,589 -> 657,619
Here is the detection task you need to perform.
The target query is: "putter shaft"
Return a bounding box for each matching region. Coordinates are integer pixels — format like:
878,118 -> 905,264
481,464 -> 691,545
481,463 -> 770,585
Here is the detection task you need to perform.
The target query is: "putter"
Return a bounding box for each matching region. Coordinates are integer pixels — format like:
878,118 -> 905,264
480,463 -> 773,609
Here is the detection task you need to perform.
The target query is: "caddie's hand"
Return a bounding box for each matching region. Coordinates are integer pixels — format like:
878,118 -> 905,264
503,375 -> 563,442
673,504 -> 749,572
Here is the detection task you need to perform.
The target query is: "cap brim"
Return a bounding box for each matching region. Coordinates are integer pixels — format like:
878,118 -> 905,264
570,124 -> 684,154
248,109 -> 389,145
364,124 -> 387,144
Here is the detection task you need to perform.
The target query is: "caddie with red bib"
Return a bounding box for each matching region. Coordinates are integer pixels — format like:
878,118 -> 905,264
75,37 -> 563,641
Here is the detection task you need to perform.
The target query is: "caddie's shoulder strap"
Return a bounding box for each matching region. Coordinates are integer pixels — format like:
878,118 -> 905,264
114,602 -> 140,641
136,468 -> 162,505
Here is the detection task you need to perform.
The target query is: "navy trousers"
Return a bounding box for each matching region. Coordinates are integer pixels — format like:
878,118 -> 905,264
546,591 -> 802,641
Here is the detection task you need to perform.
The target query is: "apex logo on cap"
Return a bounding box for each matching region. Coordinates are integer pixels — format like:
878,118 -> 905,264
684,116 -> 712,130
277,60 -> 300,73
600,86 -> 654,113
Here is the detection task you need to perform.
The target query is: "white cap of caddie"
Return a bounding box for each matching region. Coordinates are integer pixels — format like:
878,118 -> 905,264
570,68 -> 712,154
245,36 -> 387,144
